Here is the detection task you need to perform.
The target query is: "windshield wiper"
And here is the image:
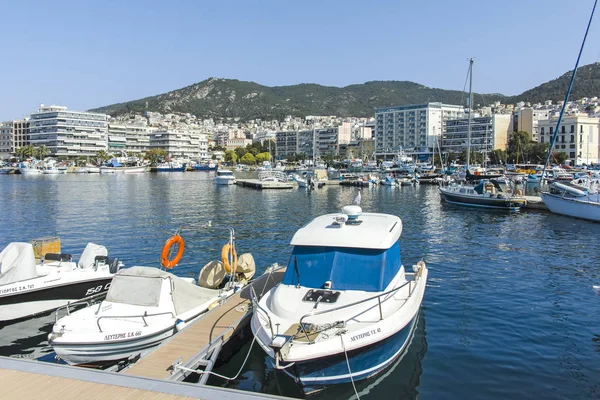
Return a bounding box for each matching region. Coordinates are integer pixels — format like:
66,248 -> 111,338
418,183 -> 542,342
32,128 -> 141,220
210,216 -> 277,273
294,257 -> 301,288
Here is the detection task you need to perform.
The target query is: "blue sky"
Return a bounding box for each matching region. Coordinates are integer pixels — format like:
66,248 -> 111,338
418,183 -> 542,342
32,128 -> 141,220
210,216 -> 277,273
1,0 -> 599,120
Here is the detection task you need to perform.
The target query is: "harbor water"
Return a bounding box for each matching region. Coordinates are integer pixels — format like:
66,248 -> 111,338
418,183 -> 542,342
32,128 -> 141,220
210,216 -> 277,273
0,172 -> 599,399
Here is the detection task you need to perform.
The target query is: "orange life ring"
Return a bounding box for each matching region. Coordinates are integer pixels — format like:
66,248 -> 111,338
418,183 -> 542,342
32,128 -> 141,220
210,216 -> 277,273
161,235 -> 185,269
221,242 -> 237,274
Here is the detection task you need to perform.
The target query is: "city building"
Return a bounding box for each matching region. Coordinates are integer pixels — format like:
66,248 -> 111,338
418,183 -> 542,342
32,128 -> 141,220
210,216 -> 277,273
375,102 -> 464,158
442,114 -> 512,155
537,115 -> 600,165
149,129 -> 208,159
0,122 -> 12,160
28,105 -> 108,157
512,107 -> 550,140
225,138 -> 252,150
275,130 -> 299,160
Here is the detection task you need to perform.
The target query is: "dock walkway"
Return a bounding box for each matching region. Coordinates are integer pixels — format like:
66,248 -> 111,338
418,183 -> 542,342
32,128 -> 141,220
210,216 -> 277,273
125,268 -> 285,380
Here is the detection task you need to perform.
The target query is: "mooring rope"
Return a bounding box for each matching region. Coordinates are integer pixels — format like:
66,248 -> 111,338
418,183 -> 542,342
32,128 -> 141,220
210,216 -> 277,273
340,334 -> 360,400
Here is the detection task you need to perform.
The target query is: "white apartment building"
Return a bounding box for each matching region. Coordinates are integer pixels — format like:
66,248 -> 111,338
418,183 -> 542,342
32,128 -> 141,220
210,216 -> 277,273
108,123 -> 155,155
442,114 -> 512,154
28,105 -> 108,157
225,138 -> 252,150
375,102 -> 464,157
537,115 -> 600,165
149,129 -> 208,159
0,122 -> 12,160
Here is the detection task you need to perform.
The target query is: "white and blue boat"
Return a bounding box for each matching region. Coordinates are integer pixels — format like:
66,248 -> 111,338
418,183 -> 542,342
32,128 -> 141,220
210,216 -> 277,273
250,203 -> 428,393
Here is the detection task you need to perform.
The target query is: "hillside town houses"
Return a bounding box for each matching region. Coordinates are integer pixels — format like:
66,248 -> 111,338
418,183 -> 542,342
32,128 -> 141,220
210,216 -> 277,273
2,96 -> 600,165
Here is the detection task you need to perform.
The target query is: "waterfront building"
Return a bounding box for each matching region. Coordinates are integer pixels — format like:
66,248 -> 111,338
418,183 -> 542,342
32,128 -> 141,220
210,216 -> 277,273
225,138 -> 252,150
125,125 -> 155,155
375,102 -> 464,158
0,122 -> 12,160
28,105 -> 108,157
537,115 -> 600,165
275,130 -> 299,160
442,114 -> 512,155
149,129 -> 208,159
107,124 -> 127,155
513,107 -> 550,140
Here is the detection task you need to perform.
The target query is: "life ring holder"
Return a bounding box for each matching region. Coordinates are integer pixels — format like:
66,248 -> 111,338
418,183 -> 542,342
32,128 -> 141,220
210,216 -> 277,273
161,234 -> 185,269
221,242 -> 237,274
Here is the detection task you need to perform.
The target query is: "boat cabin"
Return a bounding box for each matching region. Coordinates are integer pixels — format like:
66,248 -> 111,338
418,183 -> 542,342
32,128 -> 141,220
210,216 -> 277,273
281,206 -> 404,292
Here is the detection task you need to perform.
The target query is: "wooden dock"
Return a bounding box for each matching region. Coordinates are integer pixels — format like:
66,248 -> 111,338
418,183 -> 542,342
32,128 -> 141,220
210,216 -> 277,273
0,356 -> 288,400
235,179 -> 294,189
124,268 -> 286,380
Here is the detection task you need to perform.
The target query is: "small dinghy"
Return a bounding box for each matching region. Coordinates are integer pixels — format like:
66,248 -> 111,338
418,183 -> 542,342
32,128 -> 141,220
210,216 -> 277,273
0,242 -> 121,323
251,201 -> 428,394
49,229 -> 255,367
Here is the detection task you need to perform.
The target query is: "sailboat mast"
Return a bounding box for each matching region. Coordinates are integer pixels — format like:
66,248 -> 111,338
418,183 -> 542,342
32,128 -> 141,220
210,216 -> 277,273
466,58 -> 473,171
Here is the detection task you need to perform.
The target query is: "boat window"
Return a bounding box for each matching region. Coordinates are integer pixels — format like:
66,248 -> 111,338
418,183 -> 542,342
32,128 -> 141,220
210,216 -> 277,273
106,275 -> 162,306
459,189 -> 466,194
281,241 -> 402,292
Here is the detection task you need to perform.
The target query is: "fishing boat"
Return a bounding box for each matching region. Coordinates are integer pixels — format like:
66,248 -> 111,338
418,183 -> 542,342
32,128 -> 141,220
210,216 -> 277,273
540,181 -> 600,222
48,228 -> 255,367
215,169 -> 236,185
156,161 -> 186,172
0,242 -> 121,323
250,200 -> 428,393
100,159 -> 147,174
17,162 -> 42,175
192,161 -> 217,171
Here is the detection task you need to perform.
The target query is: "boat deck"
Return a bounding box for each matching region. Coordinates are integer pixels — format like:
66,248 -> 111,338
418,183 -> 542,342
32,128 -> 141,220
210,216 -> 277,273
124,268 -> 286,380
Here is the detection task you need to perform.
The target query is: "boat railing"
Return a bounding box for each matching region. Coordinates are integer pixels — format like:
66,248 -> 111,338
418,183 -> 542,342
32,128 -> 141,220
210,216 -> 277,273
96,311 -> 176,332
258,170 -> 288,182
250,285 -> 275,337
296,269 -> 424,344
54,292 -> 108,323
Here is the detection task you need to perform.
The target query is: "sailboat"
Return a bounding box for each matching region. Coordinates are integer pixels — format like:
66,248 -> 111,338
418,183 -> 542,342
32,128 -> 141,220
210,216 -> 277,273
439,59 -> 526,210
540,1 -> 599,222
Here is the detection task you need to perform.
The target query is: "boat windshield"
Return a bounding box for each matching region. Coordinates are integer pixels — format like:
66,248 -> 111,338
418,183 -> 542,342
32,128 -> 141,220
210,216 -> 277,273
282,241 -> 401,292
218,171 -> 233,176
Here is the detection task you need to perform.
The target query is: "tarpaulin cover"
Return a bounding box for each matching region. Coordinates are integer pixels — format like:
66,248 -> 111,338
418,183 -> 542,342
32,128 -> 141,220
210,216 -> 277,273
0,243 -> 37,285
282,241 -> 402,292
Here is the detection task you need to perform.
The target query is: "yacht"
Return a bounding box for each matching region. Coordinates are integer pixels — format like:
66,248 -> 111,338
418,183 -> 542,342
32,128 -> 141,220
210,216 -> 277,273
215,169 -> 236,185
439,179 -> 526,210
0,242 -> 121,323
251,203 -> 428,393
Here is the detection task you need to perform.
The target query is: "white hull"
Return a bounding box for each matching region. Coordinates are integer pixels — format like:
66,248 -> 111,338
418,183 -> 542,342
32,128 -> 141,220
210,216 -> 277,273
85,167 -> 100,173
100,166 -> 147,174
215,177 -> 236,185
541,192 -> 600,222
18,168 -> 42,175
0,299 -> 69,321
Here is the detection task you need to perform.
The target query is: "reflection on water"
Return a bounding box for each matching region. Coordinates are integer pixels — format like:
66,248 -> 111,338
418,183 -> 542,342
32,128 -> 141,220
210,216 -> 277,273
1,174 -> 600,399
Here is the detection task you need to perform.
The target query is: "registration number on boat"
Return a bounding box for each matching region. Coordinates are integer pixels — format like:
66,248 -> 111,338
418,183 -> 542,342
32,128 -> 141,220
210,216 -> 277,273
104,331 -> 142,341
1,284 -> 34,294
351,327 -> 381,342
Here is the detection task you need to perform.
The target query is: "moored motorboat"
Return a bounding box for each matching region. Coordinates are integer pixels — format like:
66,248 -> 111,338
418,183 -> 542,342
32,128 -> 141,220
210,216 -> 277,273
0,242 -> 121,323
48,229 -> 256,367
250,202 -> 428,393
215,169 -> 236,185
156,161 -> 186,172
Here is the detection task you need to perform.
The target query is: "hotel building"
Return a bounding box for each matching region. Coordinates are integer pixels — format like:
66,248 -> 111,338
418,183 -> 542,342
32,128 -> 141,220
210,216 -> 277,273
28,105 -> 108,157
375,103 -> 464,158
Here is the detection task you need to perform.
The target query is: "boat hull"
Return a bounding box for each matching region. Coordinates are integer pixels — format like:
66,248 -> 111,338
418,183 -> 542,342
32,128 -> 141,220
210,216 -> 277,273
439,188 -> 524,210
284,313 -> 419,393
100,166 -> 147,174
541,192 -> 600,222
0,276 -> 113,323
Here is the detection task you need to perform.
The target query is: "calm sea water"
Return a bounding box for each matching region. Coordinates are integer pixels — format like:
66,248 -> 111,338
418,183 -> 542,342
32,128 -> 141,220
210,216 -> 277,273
1,172 -> 599,399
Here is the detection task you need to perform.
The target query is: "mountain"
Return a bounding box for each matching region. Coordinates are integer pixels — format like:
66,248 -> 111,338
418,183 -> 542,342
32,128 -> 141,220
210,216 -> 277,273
90,63 -> 600,120
90,79 -> 506,120
509,62 -> 600,105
